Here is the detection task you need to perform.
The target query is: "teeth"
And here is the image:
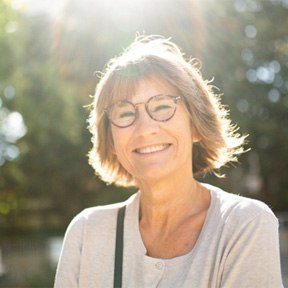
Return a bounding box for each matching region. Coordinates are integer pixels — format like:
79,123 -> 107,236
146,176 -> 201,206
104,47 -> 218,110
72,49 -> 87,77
136,144 -> 169,154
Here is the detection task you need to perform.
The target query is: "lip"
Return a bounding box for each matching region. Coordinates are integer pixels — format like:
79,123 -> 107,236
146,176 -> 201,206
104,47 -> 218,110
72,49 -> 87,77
133,143 -> 172,155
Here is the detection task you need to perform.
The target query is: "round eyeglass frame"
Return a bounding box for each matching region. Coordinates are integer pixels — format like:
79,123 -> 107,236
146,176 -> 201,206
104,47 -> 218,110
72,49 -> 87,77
104,94 -> 182,128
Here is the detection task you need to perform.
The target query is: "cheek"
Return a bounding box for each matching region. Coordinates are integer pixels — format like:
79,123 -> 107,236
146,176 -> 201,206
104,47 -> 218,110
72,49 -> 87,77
181,115 -> 200,144
111,128 -> 132,165
174,120 -> 194,154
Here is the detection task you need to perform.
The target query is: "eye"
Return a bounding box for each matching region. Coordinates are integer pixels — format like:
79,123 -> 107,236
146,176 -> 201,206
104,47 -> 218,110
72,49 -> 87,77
149,97 -> 174,114
153,103 -> 173,112
118,110 -> 136,119
110,102 -> 136,120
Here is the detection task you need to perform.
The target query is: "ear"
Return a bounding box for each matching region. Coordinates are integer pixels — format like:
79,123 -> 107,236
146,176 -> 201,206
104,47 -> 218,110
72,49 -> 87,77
192,136 -> 201,144
191,129 -> 201,143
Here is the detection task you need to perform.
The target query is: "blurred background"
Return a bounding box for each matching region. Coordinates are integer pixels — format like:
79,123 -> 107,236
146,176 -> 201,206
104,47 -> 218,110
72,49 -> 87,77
0,0 -> 287,286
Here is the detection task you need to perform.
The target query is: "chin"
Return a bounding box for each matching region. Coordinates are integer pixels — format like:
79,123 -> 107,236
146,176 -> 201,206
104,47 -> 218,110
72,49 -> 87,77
135,167 -> 173,184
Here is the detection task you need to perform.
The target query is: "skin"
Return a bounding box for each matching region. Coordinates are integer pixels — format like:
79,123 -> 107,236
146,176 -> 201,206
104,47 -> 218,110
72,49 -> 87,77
111,77 -> 211,259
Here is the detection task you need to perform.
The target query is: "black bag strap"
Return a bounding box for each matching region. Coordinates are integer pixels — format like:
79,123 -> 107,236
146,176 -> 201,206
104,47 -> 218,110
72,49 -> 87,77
114,205 -> 126,288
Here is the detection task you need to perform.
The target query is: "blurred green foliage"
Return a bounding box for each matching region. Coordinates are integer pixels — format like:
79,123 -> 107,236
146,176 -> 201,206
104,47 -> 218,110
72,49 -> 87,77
0,0 -> 288,236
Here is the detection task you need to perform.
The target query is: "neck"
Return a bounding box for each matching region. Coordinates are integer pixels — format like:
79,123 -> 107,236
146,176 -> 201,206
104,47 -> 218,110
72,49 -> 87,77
137,174 -> 209,233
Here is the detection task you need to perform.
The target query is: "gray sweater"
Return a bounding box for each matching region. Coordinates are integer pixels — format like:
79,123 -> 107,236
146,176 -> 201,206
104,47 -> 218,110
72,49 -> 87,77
54,184 -> 283,287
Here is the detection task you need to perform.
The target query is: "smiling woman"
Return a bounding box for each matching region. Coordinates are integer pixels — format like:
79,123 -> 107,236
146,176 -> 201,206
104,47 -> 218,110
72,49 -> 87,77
54,35 -> 283,288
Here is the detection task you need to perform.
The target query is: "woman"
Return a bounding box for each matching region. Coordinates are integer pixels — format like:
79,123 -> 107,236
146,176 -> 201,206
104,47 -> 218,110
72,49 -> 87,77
54,36 -> 283,287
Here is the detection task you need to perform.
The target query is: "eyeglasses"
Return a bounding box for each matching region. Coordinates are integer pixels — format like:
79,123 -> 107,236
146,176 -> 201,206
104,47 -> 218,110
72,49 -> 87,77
104,94 -> 182,128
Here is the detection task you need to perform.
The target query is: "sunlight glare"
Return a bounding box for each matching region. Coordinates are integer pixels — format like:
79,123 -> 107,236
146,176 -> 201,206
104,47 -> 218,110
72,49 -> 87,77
11,0 -> 66,17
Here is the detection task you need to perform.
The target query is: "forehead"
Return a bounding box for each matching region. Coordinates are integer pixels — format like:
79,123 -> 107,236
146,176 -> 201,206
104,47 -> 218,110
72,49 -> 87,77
111,75 -> 178,104
134,78 -> 179,102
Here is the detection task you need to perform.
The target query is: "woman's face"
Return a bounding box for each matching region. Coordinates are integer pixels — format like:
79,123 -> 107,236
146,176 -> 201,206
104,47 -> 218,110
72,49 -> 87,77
111,77 -> 198,184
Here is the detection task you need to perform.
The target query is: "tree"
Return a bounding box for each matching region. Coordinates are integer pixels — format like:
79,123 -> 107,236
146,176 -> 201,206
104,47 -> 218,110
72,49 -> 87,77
200,0 -> 288,211
0,0 -> 27,224
1,5 -> 135,234
1,0 -> 288,236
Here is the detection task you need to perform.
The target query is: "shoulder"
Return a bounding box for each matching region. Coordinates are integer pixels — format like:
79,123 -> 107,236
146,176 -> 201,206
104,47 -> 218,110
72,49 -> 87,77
204,183 -> 278,226
66,192 -> 139,232
202,184 -> 280,253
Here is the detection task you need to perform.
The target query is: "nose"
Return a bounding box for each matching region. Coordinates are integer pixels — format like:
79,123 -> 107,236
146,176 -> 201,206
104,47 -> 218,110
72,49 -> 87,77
133,105 -> 159,136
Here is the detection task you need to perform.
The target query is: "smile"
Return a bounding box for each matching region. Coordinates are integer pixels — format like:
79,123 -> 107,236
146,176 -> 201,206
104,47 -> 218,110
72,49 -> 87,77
134,144 -> 171,154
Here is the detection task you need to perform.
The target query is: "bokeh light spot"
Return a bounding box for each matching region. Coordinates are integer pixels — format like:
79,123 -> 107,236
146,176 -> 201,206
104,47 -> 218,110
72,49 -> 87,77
246,69 -> 257,82
268,88 -> 281,103
237,99 -> 249,113
245,25 -> 257,38
0,111 -> 27,143
4,86 -> 16,100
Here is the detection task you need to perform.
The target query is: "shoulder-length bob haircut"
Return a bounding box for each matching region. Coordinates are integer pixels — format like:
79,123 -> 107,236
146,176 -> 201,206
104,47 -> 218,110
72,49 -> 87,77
88,35 -> 246,187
